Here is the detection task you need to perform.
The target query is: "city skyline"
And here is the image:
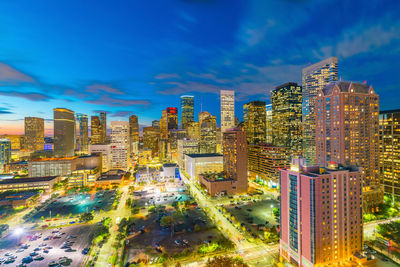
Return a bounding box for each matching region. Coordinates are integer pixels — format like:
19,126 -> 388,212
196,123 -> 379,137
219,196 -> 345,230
1,0 -> 400,135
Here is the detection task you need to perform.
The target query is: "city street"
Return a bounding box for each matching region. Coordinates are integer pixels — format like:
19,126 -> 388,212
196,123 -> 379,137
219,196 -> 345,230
95,186 -> 130,267
180,171 -> 280,265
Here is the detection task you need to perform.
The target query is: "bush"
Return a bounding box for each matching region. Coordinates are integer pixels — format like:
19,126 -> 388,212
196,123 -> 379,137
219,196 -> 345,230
80,212 -> 94,222
206,256 -> 248,267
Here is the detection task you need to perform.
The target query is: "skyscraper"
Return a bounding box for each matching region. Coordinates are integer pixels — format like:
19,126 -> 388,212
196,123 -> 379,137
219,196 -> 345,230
280,158 -> 363,266
380,109 -> 400,198
302,57 -> 338,165
143,126 -> 160,156
180,95 -> 194,129
100,111 -> 107,143
187,121 -> 200,140
76,114 -> 89,154
220,90 -> 235,132
223,129 -> 248,194
316,81 -> 381,211
265,104 -> 273,144
160,107 -> 178,139
152,120 -> 160,128
199,111 -> 217,153
54,108 -> 75,157
243,100 -> 266,145
129,114 -> 139,155
24,117 -> 44,151
0,139 -> 11,172
271,82 -> 302,155
91,116 -> 102,144
110,121 -> 129,169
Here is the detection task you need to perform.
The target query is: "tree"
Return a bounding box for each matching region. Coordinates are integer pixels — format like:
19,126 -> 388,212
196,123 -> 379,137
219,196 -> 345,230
206,256 -> 248,267
172,201 -> 179,210
160,215 -> 172,227
80,212 -> 94,222
116,233 -> 126,241
272,207 -> 280,218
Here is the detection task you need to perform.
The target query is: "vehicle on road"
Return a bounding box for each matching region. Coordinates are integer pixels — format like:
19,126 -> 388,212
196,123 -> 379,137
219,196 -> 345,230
22,256 -> 33,263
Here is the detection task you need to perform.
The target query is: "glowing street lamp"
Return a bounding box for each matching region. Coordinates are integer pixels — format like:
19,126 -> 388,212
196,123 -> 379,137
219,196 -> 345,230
13,227 -> 24,237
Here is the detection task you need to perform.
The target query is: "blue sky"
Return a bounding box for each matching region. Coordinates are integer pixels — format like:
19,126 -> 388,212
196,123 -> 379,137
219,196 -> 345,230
0,0 -> 399,135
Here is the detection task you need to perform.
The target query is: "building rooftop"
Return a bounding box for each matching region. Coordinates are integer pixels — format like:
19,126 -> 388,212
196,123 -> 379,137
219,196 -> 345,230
0,176 -> 59,185
29,156 -> 78,162
302,57 -> 337,75
163,163 -> 177,168
186,153 -> 223,158
380,109 -> 400,114
323,81 -> 370,95
0,191 -> 39,201
97,169 -> 125,181
200,171 -> 233,182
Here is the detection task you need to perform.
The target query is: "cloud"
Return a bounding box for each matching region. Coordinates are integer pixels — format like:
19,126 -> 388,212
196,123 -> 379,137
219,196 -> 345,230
0,63 -> 36,85
178,11 -> 197,24
0,107 -> 13,114
311,17 -> 400,60
155,73 -> 181,79
111,111 -> 132,117
85,83 -> 125,95
86,95 -> 151,107
0,91 -> 51,101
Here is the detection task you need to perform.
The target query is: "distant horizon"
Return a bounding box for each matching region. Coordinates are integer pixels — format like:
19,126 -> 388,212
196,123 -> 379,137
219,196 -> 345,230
1,0 -> 400,134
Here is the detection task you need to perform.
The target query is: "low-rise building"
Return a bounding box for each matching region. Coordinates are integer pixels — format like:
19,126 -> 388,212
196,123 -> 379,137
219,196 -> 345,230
184,153 -> 223,181
0,191 -> 39,208
89,144 -> 111,172
248,143 -> 289,188
67,168 -> 100,187
95,169 -> 126,187
198,172 -> 238,196
0,176 -> 61,193
136,167 -> 160,183
160,163 -> 179,181
177,139 -> 199,170
28,154 -> 101,177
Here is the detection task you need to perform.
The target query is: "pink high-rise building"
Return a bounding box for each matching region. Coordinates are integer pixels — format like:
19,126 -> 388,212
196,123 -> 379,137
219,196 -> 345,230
280,157 -> 363,266
315,81 -> 382,212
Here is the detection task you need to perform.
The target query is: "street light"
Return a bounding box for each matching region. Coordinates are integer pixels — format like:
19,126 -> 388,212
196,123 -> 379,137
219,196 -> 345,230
13,227 -> 24,236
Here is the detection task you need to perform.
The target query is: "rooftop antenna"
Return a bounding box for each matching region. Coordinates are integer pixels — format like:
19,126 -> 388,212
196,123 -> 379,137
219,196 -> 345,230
200,96 -> 203,112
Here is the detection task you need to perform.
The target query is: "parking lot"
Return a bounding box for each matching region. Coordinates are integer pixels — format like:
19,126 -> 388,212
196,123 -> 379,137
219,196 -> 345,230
0,224 -> 95,266
225,198 -> 279,238
29,190 -> 116,222
126,183 -> 233,264
133,183 -> 190,207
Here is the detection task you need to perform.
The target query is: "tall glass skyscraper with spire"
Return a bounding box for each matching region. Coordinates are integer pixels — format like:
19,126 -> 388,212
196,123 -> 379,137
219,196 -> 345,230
302,57 -> 338,165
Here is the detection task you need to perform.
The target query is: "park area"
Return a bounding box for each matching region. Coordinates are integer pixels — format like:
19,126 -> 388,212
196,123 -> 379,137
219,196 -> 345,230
26,190 -> 117,222
223,198 -> 279,242
122,184 -> 234,265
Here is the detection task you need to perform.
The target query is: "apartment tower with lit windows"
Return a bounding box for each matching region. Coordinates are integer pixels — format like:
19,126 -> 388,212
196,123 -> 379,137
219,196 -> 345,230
302,57 -> 338,165
379,109 -> 400,198
271,82 -> 302,156
315,81 -> 381,211
280,157 -> 363,266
